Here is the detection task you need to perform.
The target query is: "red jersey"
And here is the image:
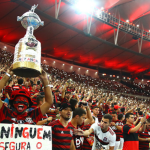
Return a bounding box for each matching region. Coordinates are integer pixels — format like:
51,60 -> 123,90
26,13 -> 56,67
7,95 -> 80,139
30,91 -> 38,108
82,124 -> 94,150
111,119 -> 123,141
68,121 -> 84,150
5,85 -> 12,98
48,120 -> 74,150
122,124 -> 139,150
0,103 -> 43,124
12,85 -> 26,91
97,111 -> 103,122
108,109 -> 113,114
104,104 -> 109,114
138,128 -> 150,150
47,104 -> 56,121
61,97 -> 69,104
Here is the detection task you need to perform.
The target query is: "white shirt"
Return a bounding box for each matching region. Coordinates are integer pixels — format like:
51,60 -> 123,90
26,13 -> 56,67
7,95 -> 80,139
92,115 -> 99,124
91,123 -> 116,150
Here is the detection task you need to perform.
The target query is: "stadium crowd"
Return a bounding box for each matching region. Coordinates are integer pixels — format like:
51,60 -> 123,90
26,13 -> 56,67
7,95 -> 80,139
0,48 -> 150,150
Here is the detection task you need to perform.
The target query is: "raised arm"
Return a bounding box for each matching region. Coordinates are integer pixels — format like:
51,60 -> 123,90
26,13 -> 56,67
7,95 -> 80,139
84,105 -> 93,125
0,67 -> 13,109
39,70 -> 53,115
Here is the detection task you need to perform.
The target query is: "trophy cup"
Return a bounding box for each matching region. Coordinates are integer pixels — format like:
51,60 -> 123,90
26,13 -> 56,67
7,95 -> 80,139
13,4 -> 44,77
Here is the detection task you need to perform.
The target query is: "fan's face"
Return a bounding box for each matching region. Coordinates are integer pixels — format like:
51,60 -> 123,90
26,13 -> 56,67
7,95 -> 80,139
13,96 -> 29,114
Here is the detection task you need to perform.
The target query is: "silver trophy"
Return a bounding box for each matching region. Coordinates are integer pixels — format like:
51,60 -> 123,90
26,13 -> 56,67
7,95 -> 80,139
13,4 -> 44,77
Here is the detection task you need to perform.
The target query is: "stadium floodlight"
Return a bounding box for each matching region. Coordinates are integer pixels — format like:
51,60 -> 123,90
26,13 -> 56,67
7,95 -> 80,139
74,0 -> 96,14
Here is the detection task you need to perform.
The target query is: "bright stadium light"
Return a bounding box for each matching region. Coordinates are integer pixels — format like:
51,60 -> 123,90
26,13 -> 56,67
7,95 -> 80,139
74,0 -> 96,14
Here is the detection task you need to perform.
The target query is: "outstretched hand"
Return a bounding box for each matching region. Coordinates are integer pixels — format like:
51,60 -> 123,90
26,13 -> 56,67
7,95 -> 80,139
73,128 -> 84,136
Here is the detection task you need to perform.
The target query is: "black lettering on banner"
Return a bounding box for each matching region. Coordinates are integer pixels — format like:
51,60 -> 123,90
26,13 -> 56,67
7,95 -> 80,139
5,142 -> 9,150
29,128 -> 36,139
43,130 -> 51,141
15,127 -> 23,138
26,142 -> 31,150
1,126 -> 10,138
16,143 -> 21,150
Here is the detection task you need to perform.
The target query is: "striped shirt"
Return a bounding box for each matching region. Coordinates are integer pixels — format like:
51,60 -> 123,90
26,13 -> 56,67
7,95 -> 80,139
30,91 -> 38,108
82,124 -> 94,150
48,120 -> 74,150
68,121 -> 84,150
138,129 -> 150,150
47,104 -> 56,121
5,85 -> 12,98
97,111 -> 103,122
111,120 -> 123,141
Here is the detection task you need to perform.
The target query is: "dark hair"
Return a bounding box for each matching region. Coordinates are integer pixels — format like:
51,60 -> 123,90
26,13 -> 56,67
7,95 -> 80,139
120,107 -> 125,113
30,80 -> 33,86
70,98 -> 78,109
125,113 -> 133,121
8,79 -> 12,84
118,114 -> 123,120
37,80 -> 40,85
147,118 -> 150,123
92,106 -> 99,109
72,108 -> 86,118
36,95 -> 44,105
32,84 -> 36,87
111,104 -> 114,108
138,111 -> 143,116
92,116 -> 95,121
112,111 -> 117,115
65,91 -> 71,95
114,102 -> 117,105
18,78 -> 23,85
103,114 -> 112,123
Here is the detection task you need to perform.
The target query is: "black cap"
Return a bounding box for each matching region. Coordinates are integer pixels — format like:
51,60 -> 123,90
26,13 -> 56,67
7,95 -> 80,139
59,103 -> 74,111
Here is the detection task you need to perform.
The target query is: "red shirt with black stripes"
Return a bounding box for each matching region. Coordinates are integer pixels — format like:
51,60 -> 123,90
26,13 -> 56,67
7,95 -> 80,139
30,91 -> 38,109
48,119 -> 74,150
82,124 -> 94,150
97,111 -> 103,122
138,128 -> 150,150
111,119 -> 123,141
47,104 -> 56,121
68,121 -> 84,150
5,85 -> 12,98
0,103 -> 43,124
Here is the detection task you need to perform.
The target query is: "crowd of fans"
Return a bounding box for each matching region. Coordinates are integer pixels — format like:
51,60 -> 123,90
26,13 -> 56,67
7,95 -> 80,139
0,48 -> 150,150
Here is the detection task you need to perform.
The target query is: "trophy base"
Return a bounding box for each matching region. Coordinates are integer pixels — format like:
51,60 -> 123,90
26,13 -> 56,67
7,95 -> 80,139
13,62 -> 41,77
13,68 -> 41,78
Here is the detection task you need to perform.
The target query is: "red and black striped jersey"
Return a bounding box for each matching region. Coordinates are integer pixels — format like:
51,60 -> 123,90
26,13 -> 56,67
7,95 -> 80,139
108,109 -> 113,114
48,120 -> 74,150
30,91 -> 38,108
138,129 -> 150,150
82,124 -> 94,150
111,119 -> 123,141
12,85 -> 26,91
0,103 -> 43,124
47,104 -> 56,121
97,111 -> 103,122
68,121 -> 84,150
5,85 -> 12,98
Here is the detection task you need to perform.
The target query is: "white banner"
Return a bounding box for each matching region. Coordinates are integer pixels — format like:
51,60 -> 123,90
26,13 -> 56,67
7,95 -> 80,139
0,123 -> 52,150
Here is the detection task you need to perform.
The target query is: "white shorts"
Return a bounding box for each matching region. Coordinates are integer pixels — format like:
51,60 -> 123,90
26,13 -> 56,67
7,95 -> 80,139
119,138 -> 124,149
114,141 -> 120,150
